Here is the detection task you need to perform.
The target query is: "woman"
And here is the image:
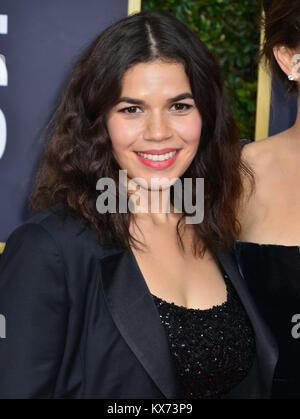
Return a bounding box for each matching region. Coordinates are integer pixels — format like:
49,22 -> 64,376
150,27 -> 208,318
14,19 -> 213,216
0,10 -> 277,399
236,0 -> 300,399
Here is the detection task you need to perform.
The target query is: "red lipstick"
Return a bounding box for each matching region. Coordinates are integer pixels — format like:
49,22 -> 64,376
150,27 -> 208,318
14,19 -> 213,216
135,148 -> 179,155
134,148 -> 181,169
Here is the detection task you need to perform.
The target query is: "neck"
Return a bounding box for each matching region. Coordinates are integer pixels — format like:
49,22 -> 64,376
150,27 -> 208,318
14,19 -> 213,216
127,179 -> 183,225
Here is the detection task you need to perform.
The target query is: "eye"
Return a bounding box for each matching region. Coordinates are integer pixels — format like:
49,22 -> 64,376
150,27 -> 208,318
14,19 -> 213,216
117,103 -> 193,114
118,106 -> 142,114
171,103 -> 193,112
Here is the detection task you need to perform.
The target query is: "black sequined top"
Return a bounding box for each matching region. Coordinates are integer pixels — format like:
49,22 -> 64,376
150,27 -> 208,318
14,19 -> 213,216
151,272 -> 256,399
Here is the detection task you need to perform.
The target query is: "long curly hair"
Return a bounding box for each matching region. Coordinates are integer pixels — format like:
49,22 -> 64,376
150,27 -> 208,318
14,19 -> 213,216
30,10 -> 253,256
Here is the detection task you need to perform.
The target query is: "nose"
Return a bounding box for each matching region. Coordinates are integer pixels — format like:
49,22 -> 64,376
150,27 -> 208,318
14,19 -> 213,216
143,111 -> 172,142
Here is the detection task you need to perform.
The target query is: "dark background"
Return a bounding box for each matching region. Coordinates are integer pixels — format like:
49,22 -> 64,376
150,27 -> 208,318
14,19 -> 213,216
0,0 -> 128,242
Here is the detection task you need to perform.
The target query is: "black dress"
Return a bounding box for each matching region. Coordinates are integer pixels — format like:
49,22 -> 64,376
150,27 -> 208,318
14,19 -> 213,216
151,269 -> 256,399
234,240 -> 300,399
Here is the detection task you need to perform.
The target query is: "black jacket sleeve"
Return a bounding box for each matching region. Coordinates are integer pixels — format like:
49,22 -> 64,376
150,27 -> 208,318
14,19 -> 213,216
0,223 -> 69,398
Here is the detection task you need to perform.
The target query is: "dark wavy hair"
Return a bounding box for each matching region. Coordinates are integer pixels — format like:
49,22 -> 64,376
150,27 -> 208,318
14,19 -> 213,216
30,10 -> 253,256
261,0 -> 300,93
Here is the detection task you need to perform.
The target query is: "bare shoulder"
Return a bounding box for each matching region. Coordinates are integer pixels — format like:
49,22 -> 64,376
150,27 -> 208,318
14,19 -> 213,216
241,135 -> 280,173
238,134 -> 283,228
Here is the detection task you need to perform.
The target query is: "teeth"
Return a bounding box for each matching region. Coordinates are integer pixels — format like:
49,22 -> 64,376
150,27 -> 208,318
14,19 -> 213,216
137,150 -> 177,161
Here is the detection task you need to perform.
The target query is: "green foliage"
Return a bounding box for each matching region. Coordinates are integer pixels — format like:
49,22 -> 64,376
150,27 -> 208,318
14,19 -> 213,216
141,0 -> 261,139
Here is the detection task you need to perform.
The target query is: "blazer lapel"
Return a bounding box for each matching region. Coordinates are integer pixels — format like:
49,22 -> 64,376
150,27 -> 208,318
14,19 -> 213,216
99,247 -> 181,399
215,245 -> 278,396
95,229 -> 278,399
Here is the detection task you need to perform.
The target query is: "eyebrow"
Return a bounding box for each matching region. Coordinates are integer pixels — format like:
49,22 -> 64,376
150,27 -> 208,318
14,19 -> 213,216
115,92 -> 194,106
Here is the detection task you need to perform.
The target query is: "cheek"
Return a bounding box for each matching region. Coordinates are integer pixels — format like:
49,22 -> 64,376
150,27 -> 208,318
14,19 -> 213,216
107,117 -> 135,151
178,114 -> 202,146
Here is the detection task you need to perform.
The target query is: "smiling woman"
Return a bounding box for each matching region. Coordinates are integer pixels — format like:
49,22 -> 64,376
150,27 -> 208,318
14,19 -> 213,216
0,10 -> 278,399
28,13 -> 249,257
106,61 -> 201,197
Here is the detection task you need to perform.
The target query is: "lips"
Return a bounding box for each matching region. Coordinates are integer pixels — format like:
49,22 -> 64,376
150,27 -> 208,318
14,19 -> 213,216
134,148 -> 180,155
134,148 -> 181,169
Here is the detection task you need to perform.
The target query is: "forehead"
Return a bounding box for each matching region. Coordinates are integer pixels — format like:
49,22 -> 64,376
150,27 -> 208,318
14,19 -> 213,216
120,61 -> 191,95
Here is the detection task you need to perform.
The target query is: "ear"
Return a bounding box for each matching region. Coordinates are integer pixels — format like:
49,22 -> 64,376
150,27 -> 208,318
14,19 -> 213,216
273,45 -> 300,79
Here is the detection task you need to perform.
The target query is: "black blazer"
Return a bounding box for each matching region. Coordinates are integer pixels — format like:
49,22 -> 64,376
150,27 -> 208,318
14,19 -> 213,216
0,204 -> 278,399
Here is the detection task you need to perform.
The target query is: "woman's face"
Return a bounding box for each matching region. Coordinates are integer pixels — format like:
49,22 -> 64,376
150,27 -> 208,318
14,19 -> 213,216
106,60 -> 202,190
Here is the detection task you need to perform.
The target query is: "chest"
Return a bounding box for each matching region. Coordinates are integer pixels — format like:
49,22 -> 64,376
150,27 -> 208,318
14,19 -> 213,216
130,225 -> 227,310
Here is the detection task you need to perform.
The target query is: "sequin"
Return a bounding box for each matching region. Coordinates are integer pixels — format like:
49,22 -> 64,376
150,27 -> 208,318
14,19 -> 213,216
151,272 -> 256,399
